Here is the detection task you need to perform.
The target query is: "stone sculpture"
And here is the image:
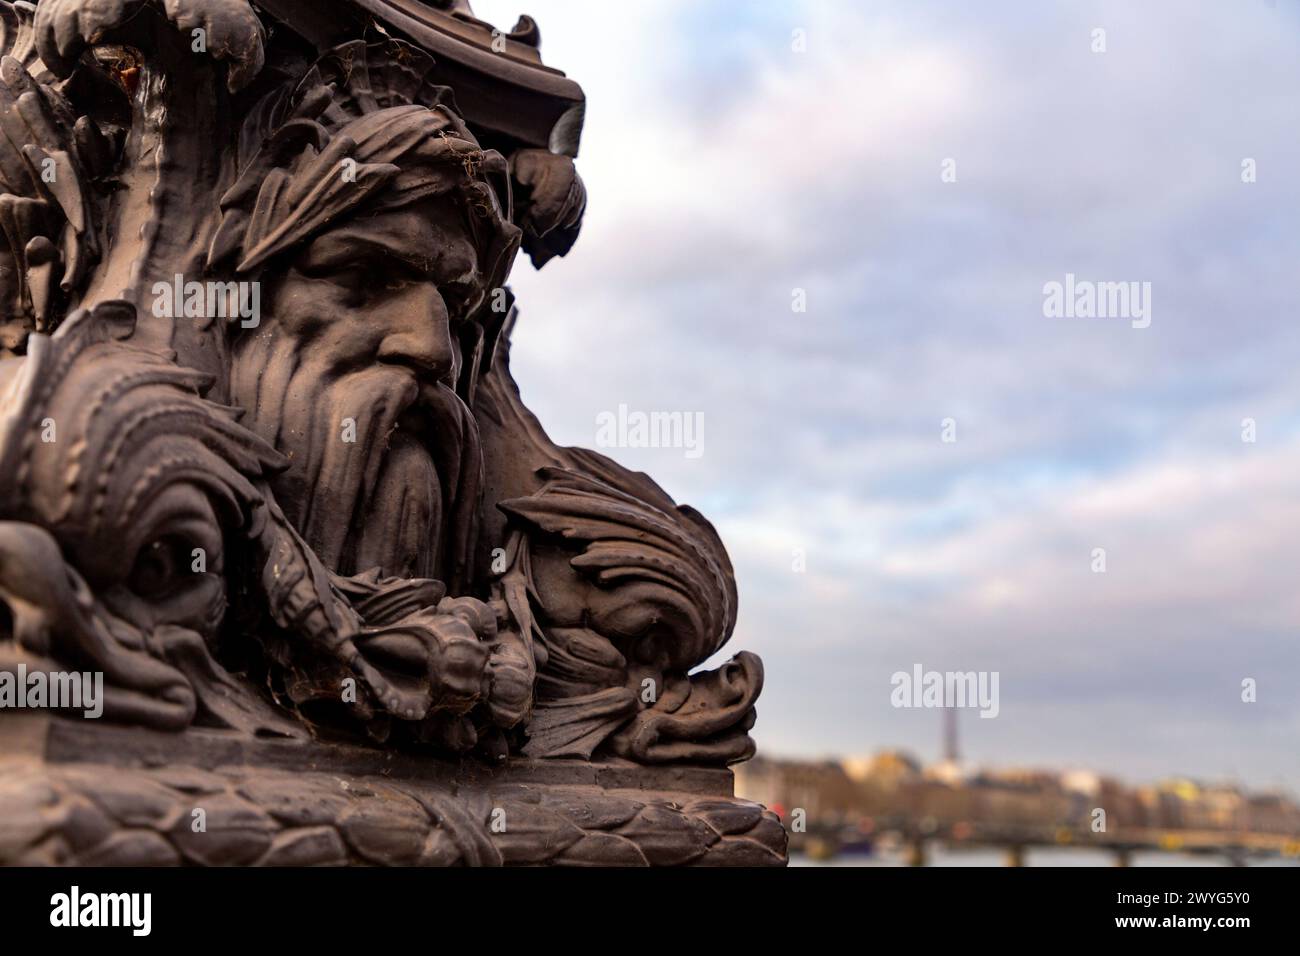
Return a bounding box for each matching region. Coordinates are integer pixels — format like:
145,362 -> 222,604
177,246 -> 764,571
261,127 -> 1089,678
0,0 -> 784,866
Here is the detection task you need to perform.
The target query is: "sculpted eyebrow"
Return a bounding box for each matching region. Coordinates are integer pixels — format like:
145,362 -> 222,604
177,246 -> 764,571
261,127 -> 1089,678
304,231 -> 435,277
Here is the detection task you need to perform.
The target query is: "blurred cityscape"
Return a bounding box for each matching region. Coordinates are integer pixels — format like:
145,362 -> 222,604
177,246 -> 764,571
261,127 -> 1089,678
736,749 -> 1300,866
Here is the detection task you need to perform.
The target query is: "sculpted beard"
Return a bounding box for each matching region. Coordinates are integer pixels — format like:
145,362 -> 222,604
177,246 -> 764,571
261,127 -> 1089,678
230,330 -> 481,584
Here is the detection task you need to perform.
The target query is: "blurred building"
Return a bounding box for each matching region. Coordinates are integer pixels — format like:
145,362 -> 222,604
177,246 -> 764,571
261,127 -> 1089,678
735,751 -> 1299,838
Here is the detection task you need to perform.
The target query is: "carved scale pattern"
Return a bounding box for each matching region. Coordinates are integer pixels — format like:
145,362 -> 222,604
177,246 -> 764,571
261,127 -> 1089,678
0,761 -> 788,866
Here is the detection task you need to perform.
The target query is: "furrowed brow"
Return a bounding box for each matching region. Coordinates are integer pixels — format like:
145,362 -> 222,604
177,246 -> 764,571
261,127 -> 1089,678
300,230 -> 429,276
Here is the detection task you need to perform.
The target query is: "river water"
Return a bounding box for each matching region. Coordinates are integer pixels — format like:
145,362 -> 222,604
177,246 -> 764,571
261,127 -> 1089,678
792,847 -> 1299,867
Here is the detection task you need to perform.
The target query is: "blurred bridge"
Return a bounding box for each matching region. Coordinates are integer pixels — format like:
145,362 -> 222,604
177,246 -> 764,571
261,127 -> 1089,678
794,816 -> 1300,866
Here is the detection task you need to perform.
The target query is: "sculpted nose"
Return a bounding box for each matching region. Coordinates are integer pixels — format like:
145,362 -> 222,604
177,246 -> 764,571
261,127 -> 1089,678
376,290 -> 456,384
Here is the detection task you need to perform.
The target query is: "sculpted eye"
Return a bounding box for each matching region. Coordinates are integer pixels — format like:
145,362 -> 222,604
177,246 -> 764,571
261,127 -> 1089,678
126,535 -> 196,599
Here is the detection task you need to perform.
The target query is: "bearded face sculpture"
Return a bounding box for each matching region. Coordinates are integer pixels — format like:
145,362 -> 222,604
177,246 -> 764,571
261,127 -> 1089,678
231,198 -> 482,583
210,45 -> 520,589
0,0 -> 765,769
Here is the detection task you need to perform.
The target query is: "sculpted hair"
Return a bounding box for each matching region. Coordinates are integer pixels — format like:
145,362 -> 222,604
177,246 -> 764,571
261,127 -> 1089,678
206,39 -> 520,311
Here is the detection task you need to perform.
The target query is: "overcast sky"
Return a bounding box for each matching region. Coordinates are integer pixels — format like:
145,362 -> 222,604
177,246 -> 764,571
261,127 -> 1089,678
474,0 -> 1300,792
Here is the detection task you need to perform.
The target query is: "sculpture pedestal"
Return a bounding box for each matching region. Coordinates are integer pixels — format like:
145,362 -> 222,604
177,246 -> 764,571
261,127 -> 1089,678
0,718 -> 787,866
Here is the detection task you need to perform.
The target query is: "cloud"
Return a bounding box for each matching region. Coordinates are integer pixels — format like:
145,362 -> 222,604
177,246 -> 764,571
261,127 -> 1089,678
474,0 -> 1300,789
